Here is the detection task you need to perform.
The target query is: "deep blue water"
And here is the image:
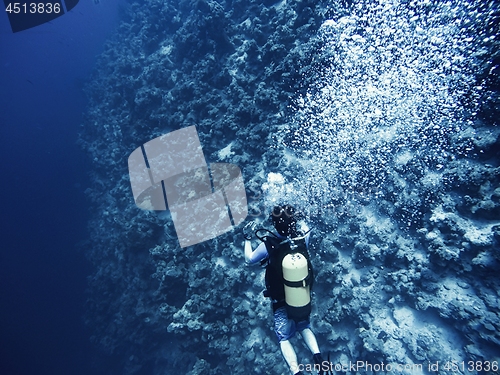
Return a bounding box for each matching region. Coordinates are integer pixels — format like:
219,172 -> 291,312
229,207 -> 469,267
0,2 -> 125,374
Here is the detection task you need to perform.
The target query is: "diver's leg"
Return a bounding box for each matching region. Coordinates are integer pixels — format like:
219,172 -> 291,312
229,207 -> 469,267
274,306 -> 302,374
300,327 -> 330,373
300,327 -> 320,354
280,340 -> 302,375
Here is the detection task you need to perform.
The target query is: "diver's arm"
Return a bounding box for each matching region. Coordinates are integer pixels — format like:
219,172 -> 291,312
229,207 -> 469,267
244,241 -> 268,264
244,240 -> 253,263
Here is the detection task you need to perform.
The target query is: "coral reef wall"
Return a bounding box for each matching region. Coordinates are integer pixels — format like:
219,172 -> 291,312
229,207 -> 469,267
79,0 -> 499,374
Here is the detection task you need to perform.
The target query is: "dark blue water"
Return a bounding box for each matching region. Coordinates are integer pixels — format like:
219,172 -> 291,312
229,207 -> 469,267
0,2 -> 126,374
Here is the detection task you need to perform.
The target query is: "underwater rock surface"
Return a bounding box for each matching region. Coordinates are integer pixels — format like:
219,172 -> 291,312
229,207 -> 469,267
80,0 -> 499,373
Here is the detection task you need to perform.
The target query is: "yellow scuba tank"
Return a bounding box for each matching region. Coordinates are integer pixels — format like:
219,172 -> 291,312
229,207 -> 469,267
282,252 -> 311,319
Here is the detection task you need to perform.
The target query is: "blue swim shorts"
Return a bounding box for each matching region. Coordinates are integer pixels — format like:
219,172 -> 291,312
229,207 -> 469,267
273,306 -> 310,342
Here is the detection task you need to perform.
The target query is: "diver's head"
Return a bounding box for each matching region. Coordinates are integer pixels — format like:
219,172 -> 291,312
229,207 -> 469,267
270,205 -> 298,237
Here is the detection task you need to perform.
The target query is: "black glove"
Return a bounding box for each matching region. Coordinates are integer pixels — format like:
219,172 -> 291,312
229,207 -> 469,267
243,221 -> 256,240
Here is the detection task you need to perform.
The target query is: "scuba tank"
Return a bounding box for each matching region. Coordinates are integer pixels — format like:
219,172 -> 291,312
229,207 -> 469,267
282,252 -> 312,320
252,223 -> 313,320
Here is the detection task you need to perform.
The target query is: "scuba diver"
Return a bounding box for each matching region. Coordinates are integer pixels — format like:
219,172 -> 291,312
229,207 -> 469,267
243,205 -> 332,375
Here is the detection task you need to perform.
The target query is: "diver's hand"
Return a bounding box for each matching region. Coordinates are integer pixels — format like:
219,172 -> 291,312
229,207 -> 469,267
243,221 -> 256,240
